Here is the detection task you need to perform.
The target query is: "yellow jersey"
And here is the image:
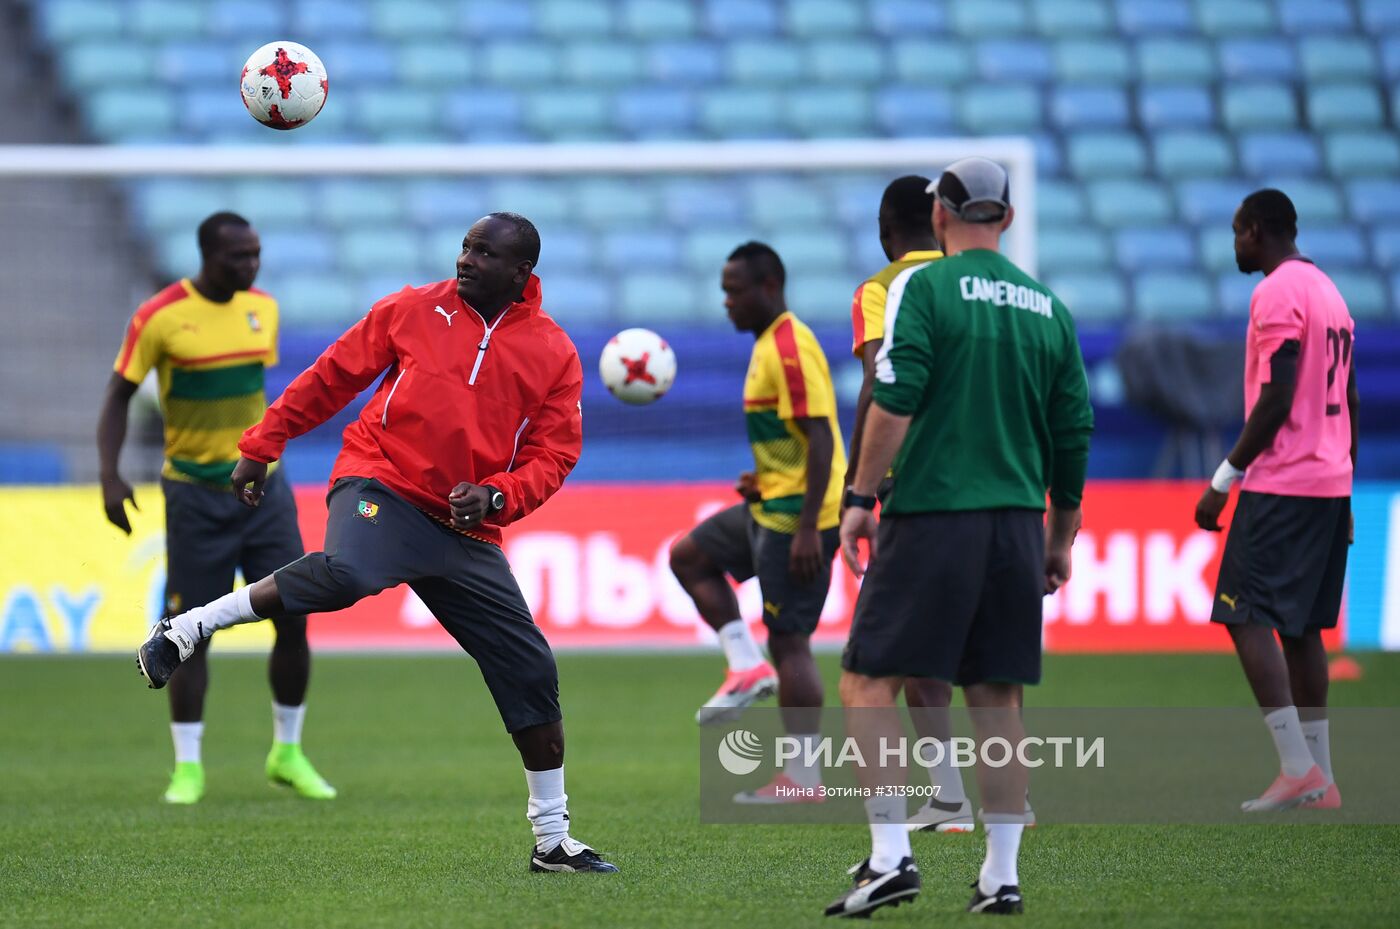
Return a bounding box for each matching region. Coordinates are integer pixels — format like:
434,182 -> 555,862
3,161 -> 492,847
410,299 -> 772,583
743,312 -> 846,532
850,249 -> 944,356
114,279 -> 279,485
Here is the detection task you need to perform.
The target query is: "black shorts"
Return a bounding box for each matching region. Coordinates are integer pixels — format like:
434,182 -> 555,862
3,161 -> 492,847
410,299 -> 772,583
162,469 -> 305,618
688,503 -> 840,636
275,477 -> 560,733
841,509 -> 1045,686
1211,491 -> 1350,638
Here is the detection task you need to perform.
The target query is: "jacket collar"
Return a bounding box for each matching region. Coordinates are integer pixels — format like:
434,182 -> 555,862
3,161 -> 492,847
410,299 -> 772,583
458,274 -> 542,321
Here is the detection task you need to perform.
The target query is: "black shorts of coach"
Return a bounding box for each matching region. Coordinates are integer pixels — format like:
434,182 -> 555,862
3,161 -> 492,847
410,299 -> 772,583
690,503 -> 840,636
272,477 -> 560,733
1211,491 -> 1350,638
163,469 -> 305,619
841,509 -> 1045,686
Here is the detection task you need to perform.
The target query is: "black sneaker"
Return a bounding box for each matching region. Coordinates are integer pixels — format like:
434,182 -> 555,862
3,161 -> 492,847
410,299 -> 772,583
529,838 -> 619,873
967,880 -> 1024,914
824,857 -> 920,918
136,618 -> 195,690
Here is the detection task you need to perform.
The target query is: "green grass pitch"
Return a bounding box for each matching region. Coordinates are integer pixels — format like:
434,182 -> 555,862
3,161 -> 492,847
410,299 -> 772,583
2,652 -> 1397,928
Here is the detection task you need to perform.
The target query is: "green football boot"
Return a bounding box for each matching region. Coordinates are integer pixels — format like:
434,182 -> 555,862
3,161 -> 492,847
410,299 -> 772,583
265,742 -> 337,799
162,761 -> 205,805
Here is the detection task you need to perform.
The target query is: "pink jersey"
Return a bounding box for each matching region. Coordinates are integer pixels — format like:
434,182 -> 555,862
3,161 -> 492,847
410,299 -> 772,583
1241,257 -> 1354,498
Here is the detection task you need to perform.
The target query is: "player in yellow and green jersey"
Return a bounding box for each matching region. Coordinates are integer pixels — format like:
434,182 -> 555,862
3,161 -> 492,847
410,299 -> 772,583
97,212 -> 334,804
670,242 -> 845,803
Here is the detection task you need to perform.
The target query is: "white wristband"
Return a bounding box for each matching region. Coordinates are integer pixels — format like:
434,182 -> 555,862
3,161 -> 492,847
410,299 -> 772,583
1210,459 -> 1245,493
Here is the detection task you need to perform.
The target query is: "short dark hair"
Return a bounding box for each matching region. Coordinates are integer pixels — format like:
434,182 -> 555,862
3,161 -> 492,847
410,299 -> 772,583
726,241 -> 786,287
880,175 -> 935,236
486,211 -> 541,266
197,211 -> 251,256
1239,189 -> 1298,241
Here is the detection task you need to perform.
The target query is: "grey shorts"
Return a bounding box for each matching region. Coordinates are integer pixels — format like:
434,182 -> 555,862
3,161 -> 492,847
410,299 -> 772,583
162,469 -> 305,617
275,477 -> 560,733
689,503 -> 839,636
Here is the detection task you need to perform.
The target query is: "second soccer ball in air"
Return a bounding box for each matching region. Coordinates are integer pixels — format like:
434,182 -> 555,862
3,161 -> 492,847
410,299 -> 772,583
599,328 -> 676,405
240,41 -> 328,130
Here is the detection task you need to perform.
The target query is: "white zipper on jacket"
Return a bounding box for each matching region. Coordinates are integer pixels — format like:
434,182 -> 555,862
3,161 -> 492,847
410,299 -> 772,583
506,417 -> 530,471
381,369 -> 406,427
468,306 -> 510,386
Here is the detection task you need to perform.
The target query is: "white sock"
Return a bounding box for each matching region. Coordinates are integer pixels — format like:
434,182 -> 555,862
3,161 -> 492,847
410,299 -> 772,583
717,619 -> 764,672
1264,706 -> 1315,777
170,586 -> 263,645
171,722 -> 203,764
864,795 -> 911,872
784,733 -> 823,789
272,702 -> 306,745
525,766 -> 570,853
917,738 -> 967,804
980,822 -> 1024,894
1301,719 -> 1333,783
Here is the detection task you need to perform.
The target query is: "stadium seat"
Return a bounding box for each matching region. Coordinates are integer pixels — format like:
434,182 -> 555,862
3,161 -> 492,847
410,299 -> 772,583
1218,38 -> 1298,81
1039,227 -> 1112,269
354,89 -> 439,134
229,180 -> 316,226
977,39 -> 1054,83
524,89 -> 611,140
1330,270 -> 1389,318
420,225 -> 471,268
340,229 -> 422,277
486,179 -> 571,224
1051,85 -> 1130,129
614,87 -> 697,138
1372,226 -> 1400,271
1384,39 -> 1400,82
698,89 -> 784,138
619,272 -> 704,323
1137,38 -> 1216,82
786,87 -> 872,138
1134,271 -> 1213,320
317,41 -> 397,84
788,274 -> 864,324
1266,178 -> 1343,223
726,40 -> 804,84
805,40 -> 886,84
34,0 -> 124,43
1153,131 -> 1234,178
1088,179 -> 1173,226
1222,84 -> 1298,131
397,43 -> 474,85
951,0 -> 1030,36
1175,179 -> 1253,224
1053,38 -> 1133,83
368,0 -> 454,37
159,41 -> 239,83
318,180 -> 403,227
621,0 -> 697,38
157,231 -> 201,279
874,86 -> 956,136
544,274 -> 614,325
1033,132 -> 1065,178
1115,227 -> 1195,271
274,274 -> 360,326
1278,0 -> 1355,33
457,0 -> 536,36
1362,0 -> 1400,33
1297,227 -> 1368,268
1033,0 -> 1112,36
574,179 -> 660,227
130,0 -> 205,38
63,42 -> 152,91
1299,36 -> 1379,82
563,42 -> 646,85
957,85 -> 1042,133
892,40 -> 975,83
1044,270 -> 1128,322
1196,0 -> 1275,36
828,176 -> 887,227
1197,227 -> 1237,273
536,0 -> 614,37
870,0 -> 947,36
684,227 -> 755,275
484,42 -> 560,85
1216,272 -> 1257,317
645,41 -> 724,85
1037,180 -> 1087,224
442,89 -> 524,140
85,91 -> 178,142
1138,85 -> 1215,129
1325,131 -> 1400,176
1347,180 -> 1400,224
747,178 -> 830,229
207,0 -> 282,37
1307,84 -> 1385,129
601,229 -> 682,272
1238,132 -> 1322,176
785,0 -> 864,37
1114,0 -> 1193,35
403,180 -> 488,227
529,225 -> 593,273
180,89 -> 256,136
704,0 -> 780,36
1067,132 -> 1148,177
662,180 -> 745,227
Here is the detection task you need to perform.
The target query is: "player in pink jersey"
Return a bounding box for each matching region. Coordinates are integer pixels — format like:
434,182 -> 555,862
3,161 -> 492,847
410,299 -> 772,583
1195,190 -> 1357,812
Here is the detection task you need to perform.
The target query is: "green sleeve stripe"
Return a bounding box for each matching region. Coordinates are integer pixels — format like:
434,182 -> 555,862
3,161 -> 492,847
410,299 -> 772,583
168,362 -> 264,400
760,494 -> 805,515
169,457 -> 240,484
745,409 -> 790,444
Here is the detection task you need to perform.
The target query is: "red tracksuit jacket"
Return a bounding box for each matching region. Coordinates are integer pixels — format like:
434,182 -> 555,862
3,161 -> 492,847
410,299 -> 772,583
239,275 -> 583,547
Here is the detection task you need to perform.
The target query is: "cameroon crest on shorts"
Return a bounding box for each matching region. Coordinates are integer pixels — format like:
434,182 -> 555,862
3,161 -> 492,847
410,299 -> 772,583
356,499 -> 379,520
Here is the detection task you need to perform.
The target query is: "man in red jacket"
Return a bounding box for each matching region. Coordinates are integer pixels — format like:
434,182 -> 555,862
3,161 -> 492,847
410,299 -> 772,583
136,212 -> 617,874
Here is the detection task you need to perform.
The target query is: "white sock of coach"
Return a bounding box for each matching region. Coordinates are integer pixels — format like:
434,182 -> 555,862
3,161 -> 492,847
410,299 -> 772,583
1264,706 -> 1315,778
917,738 -> 967,804
864,795 -> 911,872
980,822 -> 1024,894
717,619 -> 764,672
169,586 -> 263,645
525,766 -> 570,853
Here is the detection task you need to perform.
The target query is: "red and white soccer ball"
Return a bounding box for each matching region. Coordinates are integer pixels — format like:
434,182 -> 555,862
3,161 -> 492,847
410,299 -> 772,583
599,328 -> 677,405
240,41 -> 328,130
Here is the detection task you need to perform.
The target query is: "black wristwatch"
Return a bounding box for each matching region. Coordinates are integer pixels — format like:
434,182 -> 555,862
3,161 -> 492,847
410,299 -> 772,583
484,485 -> 505,513
843,488 -> 878,511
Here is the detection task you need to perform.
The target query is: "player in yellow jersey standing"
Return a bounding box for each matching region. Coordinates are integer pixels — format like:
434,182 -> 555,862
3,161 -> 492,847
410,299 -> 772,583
670,242 -> 845,802
97,212 -> 334,804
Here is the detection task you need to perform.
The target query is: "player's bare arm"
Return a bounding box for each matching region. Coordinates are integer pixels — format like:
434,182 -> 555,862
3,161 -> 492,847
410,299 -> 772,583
1195,363 -> 1297,532
844,339 -> 882,490
96,373 -> 141,534
840,401 -> 910,576
791,416 -> 834,584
